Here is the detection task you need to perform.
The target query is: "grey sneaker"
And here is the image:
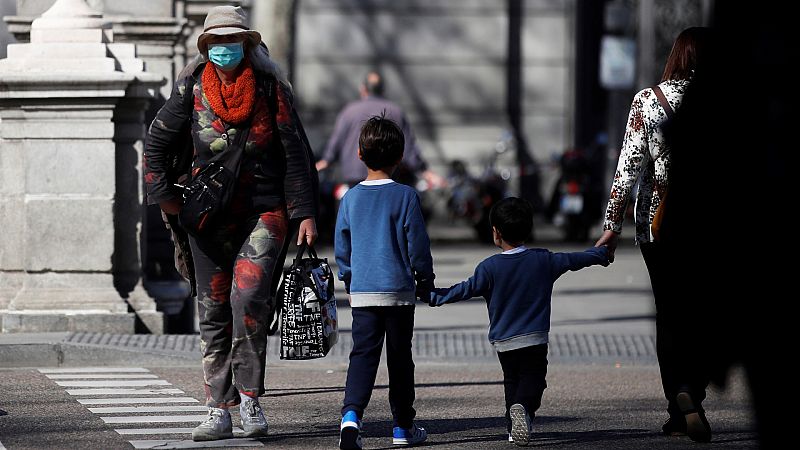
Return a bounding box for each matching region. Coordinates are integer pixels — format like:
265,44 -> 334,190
192,407 -> 233,441
509,404 -> 532,446
240,395 -> 269,437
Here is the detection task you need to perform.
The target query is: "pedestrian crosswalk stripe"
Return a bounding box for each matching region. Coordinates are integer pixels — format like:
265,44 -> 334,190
39,367 -> 151,373
101,415 -> 209,424
128,439 -> 263,449
114,427 -> 244,435
56,380 -> 172,387
66,388 -> 185,395
89,406 -> 208,414
42,367 -> 264,447
78,397 -> 199,405
46,374 -> 159,379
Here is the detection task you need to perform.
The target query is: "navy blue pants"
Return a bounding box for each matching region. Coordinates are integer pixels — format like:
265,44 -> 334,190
497,344 -> 549,432
342,306 -> 416,429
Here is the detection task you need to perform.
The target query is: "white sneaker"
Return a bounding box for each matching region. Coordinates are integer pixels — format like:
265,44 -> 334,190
509,404 -> 532,446
392,423 -> 427,446
239,396 -> 268,437
192,407 -> 233,441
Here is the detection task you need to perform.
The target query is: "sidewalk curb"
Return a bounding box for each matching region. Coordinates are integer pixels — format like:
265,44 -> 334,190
1,331 -> 657,368
0,342 -> 196,368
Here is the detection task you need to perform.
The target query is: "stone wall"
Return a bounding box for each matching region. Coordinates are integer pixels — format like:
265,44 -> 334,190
293,0 -> 576,195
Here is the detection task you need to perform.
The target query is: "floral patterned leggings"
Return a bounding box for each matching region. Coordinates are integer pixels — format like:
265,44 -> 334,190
188,208 -> 288,407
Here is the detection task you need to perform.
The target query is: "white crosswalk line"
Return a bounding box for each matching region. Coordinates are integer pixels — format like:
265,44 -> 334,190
46,374 -> 159,379
78,397 -> 199,405
0,439 -> 7,450
56,380 -> 171,387
114,427 -> 244,435
66,388 -> 185,395
128,439 -> 263,449
40,367 -> 255,447
101,415 -> 209,424
39,368 -> 150,373
89,406 -> 208,414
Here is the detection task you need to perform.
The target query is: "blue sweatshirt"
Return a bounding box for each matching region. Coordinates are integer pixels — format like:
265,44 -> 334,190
335,179 -> 434,307
429,246 -> 608,351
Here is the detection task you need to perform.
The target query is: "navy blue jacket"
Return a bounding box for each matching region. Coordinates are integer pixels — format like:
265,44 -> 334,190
429,247 -> 608,351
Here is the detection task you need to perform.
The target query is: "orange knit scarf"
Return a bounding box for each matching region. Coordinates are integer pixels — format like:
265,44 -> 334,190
202,61 -> 256,125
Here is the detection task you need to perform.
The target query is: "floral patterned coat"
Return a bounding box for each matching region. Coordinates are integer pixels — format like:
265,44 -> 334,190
143,60 -> 318,290
144,62 -> 316,220
603,79 -> 688,244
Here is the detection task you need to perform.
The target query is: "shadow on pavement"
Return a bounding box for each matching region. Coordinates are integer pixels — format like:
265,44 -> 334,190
552,314 -> 655,326
265,380 -> 504,398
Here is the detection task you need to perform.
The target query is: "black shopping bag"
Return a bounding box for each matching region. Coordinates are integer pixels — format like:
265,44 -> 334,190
276,243 -> 338,360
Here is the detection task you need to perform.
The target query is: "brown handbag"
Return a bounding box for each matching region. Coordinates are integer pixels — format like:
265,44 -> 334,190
651,85 -> 674,242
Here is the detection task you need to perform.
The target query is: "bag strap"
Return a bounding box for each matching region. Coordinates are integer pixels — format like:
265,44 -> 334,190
652,85 -> 675,162
652,85 -> 674,119
292,241 -> 319,266
221,121 -> 251,176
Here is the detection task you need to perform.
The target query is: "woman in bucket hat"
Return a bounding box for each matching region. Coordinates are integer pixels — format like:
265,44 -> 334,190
144,5 -> 318,442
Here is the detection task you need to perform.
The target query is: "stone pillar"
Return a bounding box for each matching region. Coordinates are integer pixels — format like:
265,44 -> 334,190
0,0 -> 164,333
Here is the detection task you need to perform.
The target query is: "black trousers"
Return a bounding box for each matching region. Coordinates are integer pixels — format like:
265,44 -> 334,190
342,306 -> 416,429
640,242 -> 710,418
497,344 -> 549,432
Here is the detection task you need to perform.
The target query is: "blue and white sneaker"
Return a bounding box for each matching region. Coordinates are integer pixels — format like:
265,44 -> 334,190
339,410 -> 362,450
509,404 -> 532,446
392,423 -> 427,446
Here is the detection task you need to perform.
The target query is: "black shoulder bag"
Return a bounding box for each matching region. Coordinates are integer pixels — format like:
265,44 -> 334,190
178,124 -> 251,237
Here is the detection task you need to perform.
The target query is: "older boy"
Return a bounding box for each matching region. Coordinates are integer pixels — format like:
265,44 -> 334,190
335,114 -> 433,449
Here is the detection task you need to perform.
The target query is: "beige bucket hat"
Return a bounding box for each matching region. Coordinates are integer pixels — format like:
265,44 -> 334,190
196,6 -> 261,56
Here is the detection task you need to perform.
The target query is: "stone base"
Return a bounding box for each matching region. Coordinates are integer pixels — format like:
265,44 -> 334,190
0,311 -> 135,333
126,282 -> 164,334
135,311 -> 164,334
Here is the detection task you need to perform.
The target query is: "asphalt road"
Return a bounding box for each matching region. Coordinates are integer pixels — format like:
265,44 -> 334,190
0,361 -> 755,449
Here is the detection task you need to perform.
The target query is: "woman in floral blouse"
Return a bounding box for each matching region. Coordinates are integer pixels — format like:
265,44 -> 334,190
595,27 -> 712,443
144,6 -> 317,442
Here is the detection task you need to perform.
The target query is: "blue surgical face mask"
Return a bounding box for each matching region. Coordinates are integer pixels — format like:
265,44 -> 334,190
208,42 -> 244,71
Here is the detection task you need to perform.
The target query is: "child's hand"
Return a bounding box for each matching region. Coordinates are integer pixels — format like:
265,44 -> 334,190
599,244 -> 612,266
415,288 -> 431,305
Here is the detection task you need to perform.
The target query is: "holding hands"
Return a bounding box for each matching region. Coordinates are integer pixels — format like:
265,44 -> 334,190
594,230 -> 619,264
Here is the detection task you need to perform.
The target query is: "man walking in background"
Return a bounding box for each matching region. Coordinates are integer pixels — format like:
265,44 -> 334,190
316,71 -> 444,189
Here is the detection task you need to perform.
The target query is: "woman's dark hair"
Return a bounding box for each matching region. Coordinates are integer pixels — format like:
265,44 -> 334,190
489,197 -> 534,244
661,27 -> 711,82
358,113 -> 404,170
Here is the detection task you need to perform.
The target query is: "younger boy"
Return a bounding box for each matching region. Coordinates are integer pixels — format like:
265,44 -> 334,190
427,197 -> 608,446
335,114 -> 434,449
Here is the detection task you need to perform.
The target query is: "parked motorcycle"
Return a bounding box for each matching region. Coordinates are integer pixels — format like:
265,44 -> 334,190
548,147 -> 592,242
446,132 -> 517,243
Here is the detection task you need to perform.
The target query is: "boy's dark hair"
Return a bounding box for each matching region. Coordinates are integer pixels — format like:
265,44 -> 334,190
358,113 -> 404,170
489,197 -> 534,243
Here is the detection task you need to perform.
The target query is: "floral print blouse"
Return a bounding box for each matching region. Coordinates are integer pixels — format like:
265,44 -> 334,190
603,79 -> 689,244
